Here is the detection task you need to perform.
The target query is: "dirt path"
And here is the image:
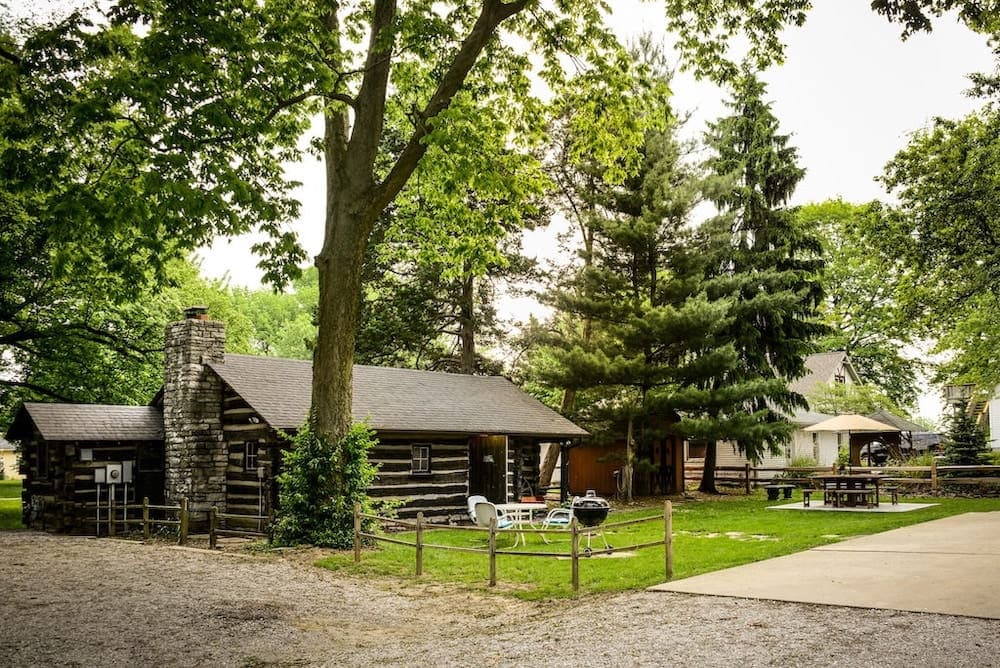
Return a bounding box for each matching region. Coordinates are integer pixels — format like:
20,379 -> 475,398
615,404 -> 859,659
2,531 -> 998,667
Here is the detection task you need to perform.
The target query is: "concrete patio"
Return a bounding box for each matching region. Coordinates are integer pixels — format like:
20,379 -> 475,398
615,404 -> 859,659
650,511 -> 1000,619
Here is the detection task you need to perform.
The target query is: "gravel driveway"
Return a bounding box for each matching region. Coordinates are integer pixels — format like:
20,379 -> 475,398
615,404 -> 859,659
2,531 -> 998,667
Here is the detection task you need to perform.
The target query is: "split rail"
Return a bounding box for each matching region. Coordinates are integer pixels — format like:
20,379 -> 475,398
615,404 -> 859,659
353,501 -> 673,592
99,496 -> 189,544
685,462 -> 1000,493
209,507 -> 271,548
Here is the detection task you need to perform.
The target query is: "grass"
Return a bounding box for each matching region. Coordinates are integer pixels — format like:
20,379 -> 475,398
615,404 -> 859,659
0,479 -> 22,530
316,491 -> 1000,600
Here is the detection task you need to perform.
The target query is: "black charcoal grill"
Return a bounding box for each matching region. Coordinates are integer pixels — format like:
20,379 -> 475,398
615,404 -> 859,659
572,493 -> 612,554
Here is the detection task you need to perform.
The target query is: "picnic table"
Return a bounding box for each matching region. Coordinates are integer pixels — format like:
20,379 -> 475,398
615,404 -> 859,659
807,473 -> 884,508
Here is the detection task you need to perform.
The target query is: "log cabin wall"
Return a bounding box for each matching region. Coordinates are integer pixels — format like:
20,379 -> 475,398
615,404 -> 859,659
19,429 -> 164,533
221,385 -> 282,525
368,434 -> 470,523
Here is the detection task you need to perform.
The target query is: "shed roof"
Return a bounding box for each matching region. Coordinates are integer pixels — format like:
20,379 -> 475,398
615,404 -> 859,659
209,354 -> 587,438
6,403 -> 164,442
0,437 -> 13,451
865,408 -> 928,434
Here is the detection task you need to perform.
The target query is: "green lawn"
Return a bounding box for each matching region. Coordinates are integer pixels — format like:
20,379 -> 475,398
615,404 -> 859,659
317,492 -> 1000,600
0,479 -> 22,530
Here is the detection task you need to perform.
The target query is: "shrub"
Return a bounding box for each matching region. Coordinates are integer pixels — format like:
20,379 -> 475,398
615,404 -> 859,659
787,455 -> 818,469
942,410 -> 990,466
836,446 -> 850,468
272,421 -> 381,548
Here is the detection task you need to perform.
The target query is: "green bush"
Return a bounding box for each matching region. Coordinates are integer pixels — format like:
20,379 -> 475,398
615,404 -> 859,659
272,421 -> 381,548
836,446 -> 850,468
787,455 -> 818,469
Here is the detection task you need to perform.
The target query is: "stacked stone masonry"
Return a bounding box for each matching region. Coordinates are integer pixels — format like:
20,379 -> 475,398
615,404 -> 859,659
162,318 -> 227,522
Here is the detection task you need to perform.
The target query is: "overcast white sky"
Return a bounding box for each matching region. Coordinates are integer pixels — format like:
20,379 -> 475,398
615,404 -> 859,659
197,1 -> 994,422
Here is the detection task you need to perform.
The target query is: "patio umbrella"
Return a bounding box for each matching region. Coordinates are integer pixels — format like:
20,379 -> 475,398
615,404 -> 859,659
802,414 -> 898,433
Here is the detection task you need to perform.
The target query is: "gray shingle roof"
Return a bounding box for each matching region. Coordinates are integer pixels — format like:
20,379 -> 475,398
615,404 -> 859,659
0,437 -> 13,451
789,351 -> 858,397
209,354 -> 588,438
7,403 -> 164,442
866,408 -> 928,434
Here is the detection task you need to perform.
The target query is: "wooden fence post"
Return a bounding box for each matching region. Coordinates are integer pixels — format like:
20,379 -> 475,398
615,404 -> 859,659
488,516 -> 497,587
745,463 -> 751,495
664,500 -> 673,581
142,497 -> 150,541
209,506 -> 217,549
931,458 -> 939,492
109,492 -> 116,537
570,517 -> 580,592
415,511 -> 424,577
354,502 -> 362,564
179,498 -> 188,546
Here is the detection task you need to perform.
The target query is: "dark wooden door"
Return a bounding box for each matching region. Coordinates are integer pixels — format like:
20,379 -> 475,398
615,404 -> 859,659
468,435 -> 508,503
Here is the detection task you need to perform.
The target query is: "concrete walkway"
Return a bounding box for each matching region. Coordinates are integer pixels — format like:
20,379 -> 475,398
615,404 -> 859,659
650,511 -> 1000,619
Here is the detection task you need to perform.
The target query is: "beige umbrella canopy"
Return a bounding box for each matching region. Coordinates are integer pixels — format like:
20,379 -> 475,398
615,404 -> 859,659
803,414 -> 899,433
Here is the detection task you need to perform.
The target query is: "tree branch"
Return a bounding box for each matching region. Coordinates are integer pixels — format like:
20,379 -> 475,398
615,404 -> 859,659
0,379 -> 76,403
0,45 -> 21,65
347,0 -> 399,180
370,0 -> 529,216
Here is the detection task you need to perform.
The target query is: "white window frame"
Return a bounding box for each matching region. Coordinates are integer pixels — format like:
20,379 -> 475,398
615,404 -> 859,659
411,444 -> 431,475
243,442 -> 258,472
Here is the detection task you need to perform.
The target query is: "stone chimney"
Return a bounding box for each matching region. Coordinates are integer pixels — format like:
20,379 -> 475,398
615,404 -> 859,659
162,306 -> 227,524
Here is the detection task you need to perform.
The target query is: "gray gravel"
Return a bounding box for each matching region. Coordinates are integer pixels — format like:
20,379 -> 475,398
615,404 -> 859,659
1,531 -> 998,667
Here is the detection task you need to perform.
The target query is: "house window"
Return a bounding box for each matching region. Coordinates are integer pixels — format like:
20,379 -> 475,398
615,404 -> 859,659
243,443 -> 258,472
812,433 -> 820,461
411,444 -> 431,475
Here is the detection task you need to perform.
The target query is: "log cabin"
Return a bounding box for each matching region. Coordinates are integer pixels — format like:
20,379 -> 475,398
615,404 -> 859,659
7,308 -> 586,533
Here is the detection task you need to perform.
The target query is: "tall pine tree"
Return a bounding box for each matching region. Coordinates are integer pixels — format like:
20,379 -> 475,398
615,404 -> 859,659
687,70 -> 826,493
534,111 -> 733,499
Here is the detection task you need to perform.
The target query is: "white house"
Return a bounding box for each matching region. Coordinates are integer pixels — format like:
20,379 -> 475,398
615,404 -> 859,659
714,351 -> 860,469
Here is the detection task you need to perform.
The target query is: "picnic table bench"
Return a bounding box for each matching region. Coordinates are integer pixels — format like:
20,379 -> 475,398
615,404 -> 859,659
763,483 -> 795,501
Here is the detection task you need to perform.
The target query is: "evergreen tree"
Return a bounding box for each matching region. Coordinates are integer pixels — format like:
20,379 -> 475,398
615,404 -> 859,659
943,408 -> 990,466
689,70 -> 826,493
532,106 -> 732,498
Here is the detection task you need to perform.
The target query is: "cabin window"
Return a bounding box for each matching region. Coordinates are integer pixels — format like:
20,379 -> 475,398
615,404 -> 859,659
137,443 -> 162,472
36,443 -> 49,479
812,433 -> 820,461
243,443 -> 258,472
411,444 -> 431,475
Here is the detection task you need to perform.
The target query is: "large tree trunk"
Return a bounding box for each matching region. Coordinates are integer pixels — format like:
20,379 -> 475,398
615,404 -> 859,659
312,179 -> 375,442
699,440 -> 720,494
309,0 -> 530,442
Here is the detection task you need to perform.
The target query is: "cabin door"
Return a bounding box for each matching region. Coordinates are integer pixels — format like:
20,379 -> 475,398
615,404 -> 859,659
468,435 -> 508,503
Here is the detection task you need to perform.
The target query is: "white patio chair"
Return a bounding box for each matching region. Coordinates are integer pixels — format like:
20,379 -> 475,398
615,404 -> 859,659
539,505 -> 573,543
467,495 -> 488,522
473,501 -> 515,530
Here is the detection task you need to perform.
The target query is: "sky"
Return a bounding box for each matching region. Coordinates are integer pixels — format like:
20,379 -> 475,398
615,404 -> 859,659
196,0 -> 996,423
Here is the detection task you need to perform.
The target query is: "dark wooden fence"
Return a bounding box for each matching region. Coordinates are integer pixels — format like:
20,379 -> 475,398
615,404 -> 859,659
353,501 -> 674,592
684,462 -> 1000,493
